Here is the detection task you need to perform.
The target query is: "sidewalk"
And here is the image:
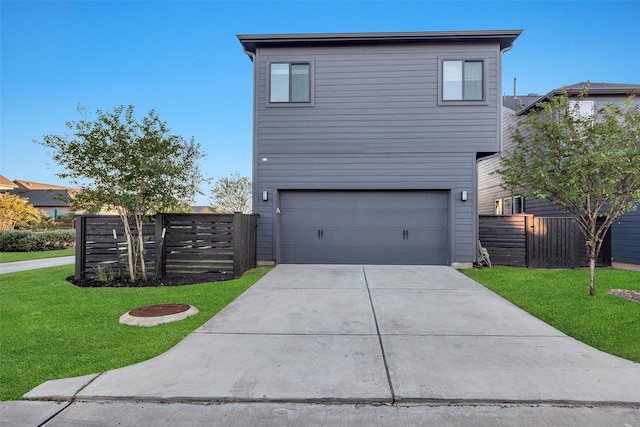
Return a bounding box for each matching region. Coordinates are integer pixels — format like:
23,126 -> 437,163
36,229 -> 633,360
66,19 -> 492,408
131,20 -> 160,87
0,256 -> 74,274
2,265 -> 639,426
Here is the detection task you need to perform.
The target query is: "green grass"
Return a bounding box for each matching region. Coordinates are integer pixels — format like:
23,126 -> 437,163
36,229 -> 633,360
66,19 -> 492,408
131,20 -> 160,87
0,265 -> 272,401
0,248 -> 76,263
462,267 -> 640,363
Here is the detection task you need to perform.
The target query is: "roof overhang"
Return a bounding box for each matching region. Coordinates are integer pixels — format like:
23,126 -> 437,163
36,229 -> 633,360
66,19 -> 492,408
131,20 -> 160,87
517,83 -> 640,115
238,30 -> 522,58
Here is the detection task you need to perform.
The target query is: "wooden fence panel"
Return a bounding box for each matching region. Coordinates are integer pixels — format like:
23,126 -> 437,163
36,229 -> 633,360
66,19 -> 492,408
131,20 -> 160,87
479,215 -> 529,266
75,213 -> 258,280
529,217 -> 581,268
479,215 -> 611,268
75,216 -> 155,279
160,213 -> 235,277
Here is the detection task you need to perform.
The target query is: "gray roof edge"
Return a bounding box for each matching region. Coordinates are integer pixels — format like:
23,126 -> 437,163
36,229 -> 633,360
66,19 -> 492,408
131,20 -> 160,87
238,29 -> 523,53
517,83 -> 640,115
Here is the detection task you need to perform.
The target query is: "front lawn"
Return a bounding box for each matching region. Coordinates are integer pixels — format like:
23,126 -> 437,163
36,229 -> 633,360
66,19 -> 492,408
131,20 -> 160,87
462,267 -> 640,363
0,265 -> 271,401
0,248 -> 75,263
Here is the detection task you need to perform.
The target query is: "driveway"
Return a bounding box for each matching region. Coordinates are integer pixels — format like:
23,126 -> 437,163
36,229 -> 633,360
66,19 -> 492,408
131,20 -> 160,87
3,265 -> 640,426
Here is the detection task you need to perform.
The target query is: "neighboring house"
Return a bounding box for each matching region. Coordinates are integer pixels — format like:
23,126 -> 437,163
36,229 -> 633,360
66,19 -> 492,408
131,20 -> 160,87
238,30 -> 521,266
478,82 -> 640,270
9,180 -> 74,219
0,174 -> 19,192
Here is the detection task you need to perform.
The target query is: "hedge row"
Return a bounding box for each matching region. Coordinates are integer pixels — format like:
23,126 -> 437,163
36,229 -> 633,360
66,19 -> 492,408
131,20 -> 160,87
0,230 -> 76,252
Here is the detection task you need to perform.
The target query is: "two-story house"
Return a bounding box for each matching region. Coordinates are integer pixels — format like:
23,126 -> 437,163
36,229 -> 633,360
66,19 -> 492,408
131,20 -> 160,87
238,30 -> 521,266
478,82 -> 640,270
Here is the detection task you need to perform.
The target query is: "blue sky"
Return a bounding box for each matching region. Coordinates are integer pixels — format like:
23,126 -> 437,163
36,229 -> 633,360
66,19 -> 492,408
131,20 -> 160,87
2,0 -> 639,205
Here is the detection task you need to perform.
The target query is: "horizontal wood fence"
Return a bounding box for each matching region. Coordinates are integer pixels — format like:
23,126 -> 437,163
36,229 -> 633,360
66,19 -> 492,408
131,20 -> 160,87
479,215 -> 611,268
75,213 -> 258,280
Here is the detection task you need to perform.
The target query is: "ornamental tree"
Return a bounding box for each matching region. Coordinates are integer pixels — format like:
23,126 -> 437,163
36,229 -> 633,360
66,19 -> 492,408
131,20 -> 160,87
0,193 -> 43,230
497,86 -> 640,296
208,172 -> 252,214
38,105 -> 207,281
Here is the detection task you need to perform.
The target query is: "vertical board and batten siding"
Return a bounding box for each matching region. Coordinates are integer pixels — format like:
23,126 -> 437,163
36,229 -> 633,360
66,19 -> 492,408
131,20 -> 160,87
253,43 -> 502,264
611,209 -> 640,266
529,217 -> 581,268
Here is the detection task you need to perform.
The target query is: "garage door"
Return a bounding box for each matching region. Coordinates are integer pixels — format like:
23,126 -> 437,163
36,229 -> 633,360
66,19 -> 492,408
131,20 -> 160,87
279,191 -> 449,264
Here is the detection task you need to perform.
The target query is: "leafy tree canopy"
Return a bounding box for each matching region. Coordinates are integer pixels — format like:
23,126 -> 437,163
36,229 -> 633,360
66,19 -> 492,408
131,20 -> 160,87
208,172 -> 252,214
38,105 -> 207,281
497,84 -> 640,295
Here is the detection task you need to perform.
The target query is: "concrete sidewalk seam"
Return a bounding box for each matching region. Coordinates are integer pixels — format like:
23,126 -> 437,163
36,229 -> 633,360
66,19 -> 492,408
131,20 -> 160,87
193,332 -> 379,336
362,266 -> 396,405
35,401 -> 73,427
377,333 -> 568,337
393,398 -> 640,408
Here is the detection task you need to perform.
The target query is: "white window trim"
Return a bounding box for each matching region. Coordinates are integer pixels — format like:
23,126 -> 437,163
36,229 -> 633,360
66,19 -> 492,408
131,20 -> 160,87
267,59 -> 315,108
513,196 -> 524,214
503,197 -> 513,216
437,57 -> 488,106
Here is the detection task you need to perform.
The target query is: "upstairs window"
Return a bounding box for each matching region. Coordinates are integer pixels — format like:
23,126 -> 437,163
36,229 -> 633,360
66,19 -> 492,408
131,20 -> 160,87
442,60 -> 483,101
270,63 -> 310,103
568,100 -> 595,122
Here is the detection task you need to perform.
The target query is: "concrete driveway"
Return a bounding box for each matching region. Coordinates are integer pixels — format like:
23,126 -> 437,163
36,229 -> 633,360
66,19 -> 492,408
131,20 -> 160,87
3,265 -> 640,426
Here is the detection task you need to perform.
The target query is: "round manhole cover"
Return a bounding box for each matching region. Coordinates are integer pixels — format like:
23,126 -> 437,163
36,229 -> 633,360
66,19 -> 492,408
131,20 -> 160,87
120,303 -> 198,327
129,303 -> 191,317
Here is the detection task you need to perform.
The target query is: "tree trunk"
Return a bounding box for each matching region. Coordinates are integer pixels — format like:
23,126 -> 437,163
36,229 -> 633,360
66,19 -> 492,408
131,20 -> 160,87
589,256 -> 596,296
120,214 -> 136,282
135,214 -> 147,281
588,233 -> 597,296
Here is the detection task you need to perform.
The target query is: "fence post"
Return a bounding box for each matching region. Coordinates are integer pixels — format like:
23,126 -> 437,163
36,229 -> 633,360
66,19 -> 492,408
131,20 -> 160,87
572,220 -> 581,268
525,214 -> 534,268
232,213 -> 243,278
154,213 -> 165,279
75,215 -> 86,279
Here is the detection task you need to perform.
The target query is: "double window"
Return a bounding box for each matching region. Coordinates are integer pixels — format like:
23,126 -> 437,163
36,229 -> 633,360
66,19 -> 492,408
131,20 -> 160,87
496,196 -> 524,215
442,60 -> 483,101
270,63 -> 311,103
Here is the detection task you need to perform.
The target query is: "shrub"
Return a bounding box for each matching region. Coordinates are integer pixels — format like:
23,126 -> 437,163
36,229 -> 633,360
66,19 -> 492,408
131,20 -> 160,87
0,230 -> 75,252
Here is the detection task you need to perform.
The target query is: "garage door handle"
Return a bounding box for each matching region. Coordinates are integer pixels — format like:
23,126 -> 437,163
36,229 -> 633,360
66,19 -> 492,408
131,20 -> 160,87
403,230 -> 409,240
318,229 -> 324,239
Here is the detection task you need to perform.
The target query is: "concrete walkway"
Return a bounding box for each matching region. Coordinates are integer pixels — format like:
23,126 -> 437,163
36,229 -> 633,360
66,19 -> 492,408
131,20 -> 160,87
0,256 -> 74,274
2,265 -> 639,426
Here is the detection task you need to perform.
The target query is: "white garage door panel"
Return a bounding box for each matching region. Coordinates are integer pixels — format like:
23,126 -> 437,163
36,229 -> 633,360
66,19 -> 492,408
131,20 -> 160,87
279,191 -> 449,265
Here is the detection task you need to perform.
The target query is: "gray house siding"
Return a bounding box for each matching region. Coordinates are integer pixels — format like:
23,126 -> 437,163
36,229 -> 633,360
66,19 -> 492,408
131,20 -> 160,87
612,209 -> 640,267
479,93 -> 640,217
254,45 -> 502,155
255,153 -> 476,262
477,106 -> 516,215
241,32 -> 518,265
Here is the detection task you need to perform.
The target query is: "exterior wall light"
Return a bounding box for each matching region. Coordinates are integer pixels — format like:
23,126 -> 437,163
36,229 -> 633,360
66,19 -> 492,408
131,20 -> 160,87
262,190 -> 268,201
461,191 -> 468,202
